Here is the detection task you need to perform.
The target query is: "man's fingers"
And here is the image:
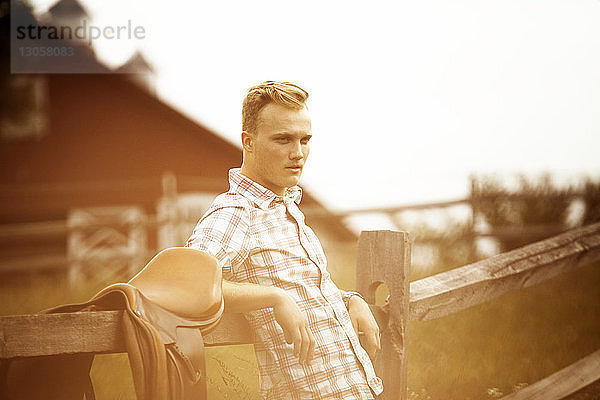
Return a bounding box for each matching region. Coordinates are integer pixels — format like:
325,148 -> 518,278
272,295 -> 314,365
298,327 -> 311,364
283,327 -> 294,345
292,329 -> 302,356
306,329 -> 315,364
283,324 -> 300,354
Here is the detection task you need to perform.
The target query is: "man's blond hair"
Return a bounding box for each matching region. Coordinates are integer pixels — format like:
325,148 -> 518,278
242,81 -> 309,134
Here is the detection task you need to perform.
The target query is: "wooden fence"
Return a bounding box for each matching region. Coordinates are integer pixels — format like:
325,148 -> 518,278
1,222 -> 600,399
2,174 -> 595,274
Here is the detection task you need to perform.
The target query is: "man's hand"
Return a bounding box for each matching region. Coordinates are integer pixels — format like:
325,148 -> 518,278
221,280 -> 314,365
272,291 -> 315,365
348,295 -> 381,360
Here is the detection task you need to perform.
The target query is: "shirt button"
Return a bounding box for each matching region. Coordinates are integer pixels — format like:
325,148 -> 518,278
369,377 -> 382,386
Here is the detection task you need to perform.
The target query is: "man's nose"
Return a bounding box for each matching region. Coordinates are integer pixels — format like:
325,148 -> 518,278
289,141 -> 303,160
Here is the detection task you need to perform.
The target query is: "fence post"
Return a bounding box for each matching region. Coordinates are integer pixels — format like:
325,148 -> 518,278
357,230 -> 411,400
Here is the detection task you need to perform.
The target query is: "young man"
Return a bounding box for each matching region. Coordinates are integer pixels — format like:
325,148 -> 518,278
186,81 -> 383,399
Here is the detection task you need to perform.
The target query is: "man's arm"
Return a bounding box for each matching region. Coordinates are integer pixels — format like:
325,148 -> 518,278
222,280 -> 315,365
187,206 -> 314,364
342,290 -> 381,361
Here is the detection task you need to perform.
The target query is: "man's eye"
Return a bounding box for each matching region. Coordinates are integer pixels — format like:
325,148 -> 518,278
301,138 -> 311,145
276,137 -> 290,143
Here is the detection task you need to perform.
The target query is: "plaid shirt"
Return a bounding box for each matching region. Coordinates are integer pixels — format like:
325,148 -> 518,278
186,168 -> 383,399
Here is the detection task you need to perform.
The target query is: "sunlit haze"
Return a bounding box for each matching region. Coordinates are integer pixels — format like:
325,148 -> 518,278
30,0 -> 600,213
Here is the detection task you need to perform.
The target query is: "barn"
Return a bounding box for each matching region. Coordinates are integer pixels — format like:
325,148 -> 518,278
0,2 -> 356,281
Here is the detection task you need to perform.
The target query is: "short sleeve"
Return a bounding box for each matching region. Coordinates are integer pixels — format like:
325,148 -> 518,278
185,206 -> 251,281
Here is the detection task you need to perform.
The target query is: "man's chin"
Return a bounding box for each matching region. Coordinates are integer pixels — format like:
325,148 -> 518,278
283,176 -> 301,188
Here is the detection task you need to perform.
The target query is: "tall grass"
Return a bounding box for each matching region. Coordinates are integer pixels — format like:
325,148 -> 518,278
405,260 -> 600,399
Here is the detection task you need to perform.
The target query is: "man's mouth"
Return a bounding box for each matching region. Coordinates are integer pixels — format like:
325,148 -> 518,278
286,166 -> 303,172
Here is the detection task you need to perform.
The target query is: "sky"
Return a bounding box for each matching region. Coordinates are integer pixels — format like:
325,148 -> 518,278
30,0 -> 600,219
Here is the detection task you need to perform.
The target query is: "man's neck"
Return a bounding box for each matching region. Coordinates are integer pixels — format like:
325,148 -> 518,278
239,165 -> 286,196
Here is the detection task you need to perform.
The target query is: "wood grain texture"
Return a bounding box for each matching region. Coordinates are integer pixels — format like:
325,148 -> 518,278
0,311 -> 125,358
357,230 -> 410,400
410,222 -> 600,321
204,313 -> 252,346
0,311 -> 252,359
499,349 -> 600,400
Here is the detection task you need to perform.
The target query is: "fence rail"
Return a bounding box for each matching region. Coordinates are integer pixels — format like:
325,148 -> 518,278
409,222 -> 600,321
499,349 -> 600,400
1,223 -> 599,399
0,312 -> 250,359
303,192 -> 587,218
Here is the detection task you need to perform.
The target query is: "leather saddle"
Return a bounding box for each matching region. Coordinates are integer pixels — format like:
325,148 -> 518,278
1,247 -> 223,400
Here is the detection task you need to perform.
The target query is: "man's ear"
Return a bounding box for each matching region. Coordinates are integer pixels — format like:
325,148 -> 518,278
241,131 -> 253,152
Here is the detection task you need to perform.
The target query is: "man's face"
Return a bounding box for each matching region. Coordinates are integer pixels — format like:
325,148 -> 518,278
242,103 -> 312,196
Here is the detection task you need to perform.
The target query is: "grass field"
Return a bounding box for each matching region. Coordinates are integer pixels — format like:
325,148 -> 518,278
1,252 -> 598,399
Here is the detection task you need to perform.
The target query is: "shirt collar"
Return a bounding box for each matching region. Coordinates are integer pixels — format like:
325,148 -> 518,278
228,168 -> 302,210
